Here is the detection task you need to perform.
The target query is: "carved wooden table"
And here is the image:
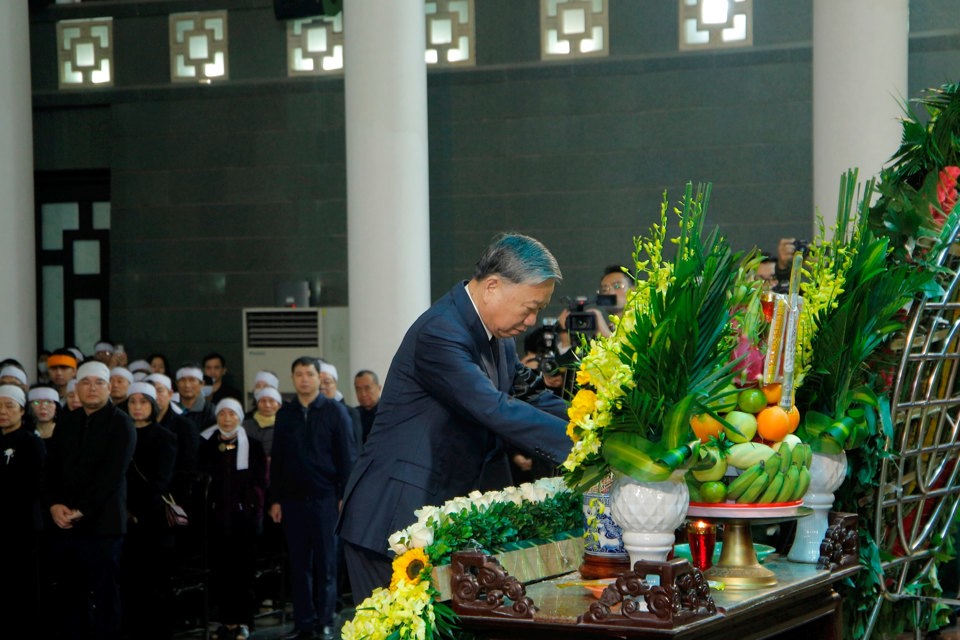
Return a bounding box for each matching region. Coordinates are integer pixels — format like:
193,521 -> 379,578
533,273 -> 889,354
450,526 -> 859,640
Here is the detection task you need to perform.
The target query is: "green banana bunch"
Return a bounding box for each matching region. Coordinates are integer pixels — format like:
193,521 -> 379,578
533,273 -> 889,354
737,469 -> 770,503
726,462 -> 764,500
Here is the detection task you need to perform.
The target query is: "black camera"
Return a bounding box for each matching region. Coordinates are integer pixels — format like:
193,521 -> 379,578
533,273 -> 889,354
792,239 -> 809,254
564,294 -> 617,336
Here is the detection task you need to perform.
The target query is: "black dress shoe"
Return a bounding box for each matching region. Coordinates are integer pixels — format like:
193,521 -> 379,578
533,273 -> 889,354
319,625 -> 335,639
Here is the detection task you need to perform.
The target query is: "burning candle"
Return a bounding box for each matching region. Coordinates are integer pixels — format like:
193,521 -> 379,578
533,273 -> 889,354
687,520 -> 718,571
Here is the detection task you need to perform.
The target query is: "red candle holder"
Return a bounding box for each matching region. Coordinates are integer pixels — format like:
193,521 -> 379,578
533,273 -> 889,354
687,520 -> 717,571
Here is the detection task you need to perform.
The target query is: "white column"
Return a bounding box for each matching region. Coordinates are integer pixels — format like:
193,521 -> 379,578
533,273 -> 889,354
0,2 -> 37,371
813,0 -> 908,231
343,1 -> 431,387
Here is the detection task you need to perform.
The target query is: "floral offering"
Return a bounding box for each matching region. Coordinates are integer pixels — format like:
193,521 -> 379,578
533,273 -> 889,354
342,477 -> 580,640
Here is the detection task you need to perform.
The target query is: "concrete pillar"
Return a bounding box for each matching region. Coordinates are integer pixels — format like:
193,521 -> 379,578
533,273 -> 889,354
343,0 -> 431,386
813,0 -> 908,231
0,2 -> 37,372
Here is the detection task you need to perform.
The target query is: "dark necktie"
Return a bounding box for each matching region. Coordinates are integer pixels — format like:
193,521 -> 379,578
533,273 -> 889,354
489,336 -> 500,368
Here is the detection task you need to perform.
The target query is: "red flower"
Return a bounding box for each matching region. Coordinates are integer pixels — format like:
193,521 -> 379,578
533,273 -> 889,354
930,166 -> 960,226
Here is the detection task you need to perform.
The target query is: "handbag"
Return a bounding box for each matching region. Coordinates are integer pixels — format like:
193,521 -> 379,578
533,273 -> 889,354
162,493 -> 189,527
132,460 -> 188,527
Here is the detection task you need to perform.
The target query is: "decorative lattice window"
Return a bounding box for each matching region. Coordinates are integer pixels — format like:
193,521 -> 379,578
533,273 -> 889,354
56,18 -> 114,89
426,0 -> 475,67
541,0 -> 608,60
678,0 -> 752,51
169,11 -> 229,83
288,14 -> 344,76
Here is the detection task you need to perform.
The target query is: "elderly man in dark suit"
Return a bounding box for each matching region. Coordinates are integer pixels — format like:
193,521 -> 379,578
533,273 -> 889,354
338,233 -> 572,603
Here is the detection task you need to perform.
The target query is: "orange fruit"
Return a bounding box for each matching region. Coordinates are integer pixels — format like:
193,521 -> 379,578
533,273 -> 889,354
762,383 -> 782,405
690,413 -> 724,443
786,405 -> 801,432
756,406 -> 791,442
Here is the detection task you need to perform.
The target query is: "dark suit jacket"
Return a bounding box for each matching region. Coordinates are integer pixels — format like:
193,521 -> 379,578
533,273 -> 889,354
43,402 -> 136,536
337,282 -> 571,555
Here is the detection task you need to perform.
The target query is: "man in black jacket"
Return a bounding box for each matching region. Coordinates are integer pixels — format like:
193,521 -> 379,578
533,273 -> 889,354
269,357 -> 356,640
45,360 -> 136,640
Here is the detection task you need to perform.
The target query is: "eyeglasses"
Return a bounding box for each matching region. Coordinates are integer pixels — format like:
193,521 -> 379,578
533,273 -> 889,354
599,283 -> 627,294
31,400 -> 57,407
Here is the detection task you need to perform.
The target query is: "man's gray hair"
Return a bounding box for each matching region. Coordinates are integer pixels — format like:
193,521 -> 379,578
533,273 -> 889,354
474,233 -> 563,284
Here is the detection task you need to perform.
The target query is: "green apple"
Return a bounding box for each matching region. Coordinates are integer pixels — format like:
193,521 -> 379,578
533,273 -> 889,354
723,410 -> 758,443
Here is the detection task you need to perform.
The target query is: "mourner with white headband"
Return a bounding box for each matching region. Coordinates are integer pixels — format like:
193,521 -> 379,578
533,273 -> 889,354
176,364 -> 215,432
28,385 -> 60,440
0,365 -> 29,392
242,386 -> 282,458
122,380 -> 177,638
43,359 -> 136,639
0,383 -> 46,628
198,397 -> 267,640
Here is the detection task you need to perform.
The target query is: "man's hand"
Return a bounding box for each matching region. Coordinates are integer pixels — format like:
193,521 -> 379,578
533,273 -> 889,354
512,454 -> 533,472
268,503 -> 282,524
51,504 -> 76,529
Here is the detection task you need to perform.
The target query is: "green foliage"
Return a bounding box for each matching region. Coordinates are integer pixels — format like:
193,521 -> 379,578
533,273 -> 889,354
424,491 -> 582,566
796,171 -> 936,454
566,183 -> 748,488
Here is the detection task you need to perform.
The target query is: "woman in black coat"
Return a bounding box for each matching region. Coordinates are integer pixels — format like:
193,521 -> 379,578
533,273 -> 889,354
199,398 -> 267,640
123,382 -> 177,639
0,384 -> 45,631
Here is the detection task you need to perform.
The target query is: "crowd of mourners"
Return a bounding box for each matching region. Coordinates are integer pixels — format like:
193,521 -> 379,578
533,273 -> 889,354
0,341 -> 379,640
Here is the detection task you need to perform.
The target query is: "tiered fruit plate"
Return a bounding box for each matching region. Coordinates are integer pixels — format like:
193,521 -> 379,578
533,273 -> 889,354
686,501 -> 811,590
688,499 -> 803,518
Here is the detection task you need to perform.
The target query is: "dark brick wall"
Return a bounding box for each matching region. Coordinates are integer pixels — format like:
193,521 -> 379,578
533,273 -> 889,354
29,0 -> 960,374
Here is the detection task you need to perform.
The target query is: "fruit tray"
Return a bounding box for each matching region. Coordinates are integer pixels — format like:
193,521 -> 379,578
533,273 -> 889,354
688,500 -> 803,518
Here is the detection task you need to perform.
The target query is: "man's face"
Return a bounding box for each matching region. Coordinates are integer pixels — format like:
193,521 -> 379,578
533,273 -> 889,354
319,372 -> 338,399
152,383 -> 172,413
94,349 -> 112,364
77,376 -> 110,412
0,399 -> 24,430
599,271 -> 632,311
482,277 -> 555,339
756,261 -> 777,290
177,376 -> 202,401
204,358 -> 225,384
49,365 -> 75,387
292,364 -> 321,397
354,374 -> 381,410
109,375 -> 130,402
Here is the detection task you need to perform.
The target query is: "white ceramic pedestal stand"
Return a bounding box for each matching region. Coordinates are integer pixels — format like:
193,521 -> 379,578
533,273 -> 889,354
609,471 -> 689,568
788,450 -> 848,563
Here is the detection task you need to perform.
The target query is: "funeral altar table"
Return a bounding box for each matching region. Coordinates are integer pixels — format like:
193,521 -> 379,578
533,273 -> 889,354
448,552 -> 859,640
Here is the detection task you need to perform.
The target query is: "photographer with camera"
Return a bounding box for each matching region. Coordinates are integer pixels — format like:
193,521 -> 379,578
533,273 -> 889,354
556,265 -> 634,349
772,238 -> 808,294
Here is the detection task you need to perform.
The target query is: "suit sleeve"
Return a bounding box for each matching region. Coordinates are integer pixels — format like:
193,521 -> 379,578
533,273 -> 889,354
414,317 -> 572,465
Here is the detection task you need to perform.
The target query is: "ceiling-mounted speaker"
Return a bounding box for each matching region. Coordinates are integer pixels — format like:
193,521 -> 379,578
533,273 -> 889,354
273,0 -> 343,21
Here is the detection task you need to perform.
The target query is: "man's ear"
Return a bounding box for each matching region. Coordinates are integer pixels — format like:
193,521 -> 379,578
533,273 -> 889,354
481,275 -> 501,297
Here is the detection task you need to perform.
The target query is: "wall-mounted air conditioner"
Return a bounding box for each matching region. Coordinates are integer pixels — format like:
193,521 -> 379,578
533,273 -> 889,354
241,307 -> 351,405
